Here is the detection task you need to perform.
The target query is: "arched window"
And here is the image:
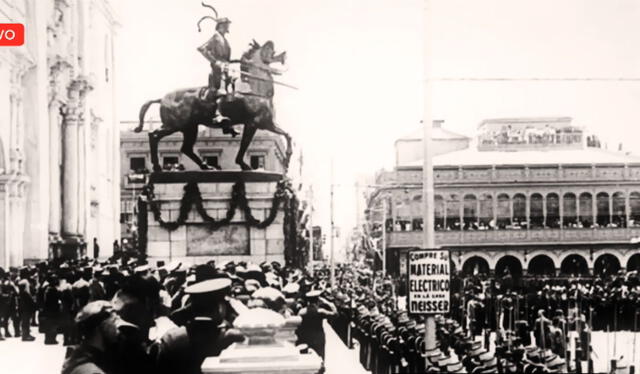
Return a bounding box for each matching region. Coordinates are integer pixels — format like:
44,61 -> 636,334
578,192 -> 593,228
628,253 -> 640,272
546,193 -> 560,228
463,194 -> 478,230
495,255 -> 523,278
462,256 -> 490,275
479,194 -> 493,229
596,192 -> 610,227
612,192 -> 626,228
528,255 -> 556,276
513,194 -> 527,228
560,255 -> 590,276
594,254 -> 620,277
563,193 -> 577,227
446,194 -> 461,230
497,194 -> 511,229
529,193 -> 543,229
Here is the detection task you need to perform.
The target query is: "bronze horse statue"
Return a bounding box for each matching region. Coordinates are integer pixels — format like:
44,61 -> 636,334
134,40 -> 291,172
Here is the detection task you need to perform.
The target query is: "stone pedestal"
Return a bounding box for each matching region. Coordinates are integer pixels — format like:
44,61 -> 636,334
141,171 -> 289,266
202,308 -> 321,374
201,342 -> 321,374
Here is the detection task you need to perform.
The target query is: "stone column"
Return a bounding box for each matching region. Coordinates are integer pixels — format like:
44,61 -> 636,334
48,101 -> 62,235
559,191 -> 564,229
443,198 -> 447,228
61,80 -> 84,238
459,196 -> 464,230
608,194 -> 613,226
492,192 -> 498,224
78,101 -> 87,240
542,195 -> 547,227
625,191 -> 630,228
592,189 -> 597,226
509,195 -> 514,225
0,183 -> 7,268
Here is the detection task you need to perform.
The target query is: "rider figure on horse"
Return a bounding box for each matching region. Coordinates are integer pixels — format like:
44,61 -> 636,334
197,16 -> 239,137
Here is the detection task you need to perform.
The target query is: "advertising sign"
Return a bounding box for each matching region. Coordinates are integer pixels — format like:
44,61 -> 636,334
407,249 -> 451,314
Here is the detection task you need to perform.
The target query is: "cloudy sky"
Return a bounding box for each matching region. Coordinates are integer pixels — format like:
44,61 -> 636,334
116,0 -> 640,259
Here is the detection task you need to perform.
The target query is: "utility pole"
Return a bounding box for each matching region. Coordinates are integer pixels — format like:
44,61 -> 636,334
423,0 -> 437,355
382,198 -> 387,275
330,159 -> 335,287
308,186 -> 314,271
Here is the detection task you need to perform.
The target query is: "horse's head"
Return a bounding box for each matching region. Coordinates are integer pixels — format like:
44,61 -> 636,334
242,40 -> 286,66
259,41 -> 287,65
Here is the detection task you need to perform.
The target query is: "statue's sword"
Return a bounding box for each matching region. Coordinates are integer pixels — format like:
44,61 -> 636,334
238,70 -> 299,90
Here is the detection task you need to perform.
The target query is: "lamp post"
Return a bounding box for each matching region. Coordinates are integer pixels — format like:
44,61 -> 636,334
330,158 -> 335,287
423,0 -> 438,354
382,198 -> 387,275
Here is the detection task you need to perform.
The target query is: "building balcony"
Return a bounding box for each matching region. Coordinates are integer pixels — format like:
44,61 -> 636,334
376,164 -> 640,186
386,227 -> 640,248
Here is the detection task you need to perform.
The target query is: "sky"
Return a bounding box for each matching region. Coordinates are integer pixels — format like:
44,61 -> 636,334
115,0 -> 640,260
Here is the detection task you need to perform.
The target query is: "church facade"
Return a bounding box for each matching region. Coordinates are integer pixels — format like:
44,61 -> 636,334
0,0 -> 120,268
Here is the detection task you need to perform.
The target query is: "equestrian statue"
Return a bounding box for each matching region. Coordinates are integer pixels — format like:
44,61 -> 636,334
134,2 -> 292,172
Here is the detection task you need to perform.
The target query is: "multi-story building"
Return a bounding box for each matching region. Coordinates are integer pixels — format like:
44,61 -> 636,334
367,118 -> 640,278
0,0 -> 120,267
119,121 -> 290,250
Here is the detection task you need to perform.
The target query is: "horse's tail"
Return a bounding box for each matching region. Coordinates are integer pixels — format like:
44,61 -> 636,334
134,99 -> 161,132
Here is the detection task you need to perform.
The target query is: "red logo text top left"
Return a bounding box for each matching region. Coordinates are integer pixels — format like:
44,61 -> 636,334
0,24 -> 24,46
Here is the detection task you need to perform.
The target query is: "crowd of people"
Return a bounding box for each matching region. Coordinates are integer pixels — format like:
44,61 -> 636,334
327,265 -> 640,373
2,255 -> 640,373
0,256 -> 340,374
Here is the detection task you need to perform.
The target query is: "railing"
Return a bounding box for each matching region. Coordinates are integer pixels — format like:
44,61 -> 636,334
386,227 -> 640,247
376,164 -> 640,185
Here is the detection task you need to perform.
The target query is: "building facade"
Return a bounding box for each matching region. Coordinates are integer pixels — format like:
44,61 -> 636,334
367,118 -> 640,278
119,122 -> 290,250
0,0 -> 120,268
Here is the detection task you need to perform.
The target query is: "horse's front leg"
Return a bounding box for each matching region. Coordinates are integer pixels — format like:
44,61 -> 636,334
236,124 -> 257,170
149,127 -> 176,172
181,126 -> 209,170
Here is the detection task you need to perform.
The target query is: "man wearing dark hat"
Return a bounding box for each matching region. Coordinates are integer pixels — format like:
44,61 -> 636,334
296,290 -> 337,361
61,300 -> 137,374
156,278 -> 243,374
110,274 -> 162,374
43,273 -> 62,344
197,16 -> 238,137
17,278 -> 36,341
0,274 -> 12,339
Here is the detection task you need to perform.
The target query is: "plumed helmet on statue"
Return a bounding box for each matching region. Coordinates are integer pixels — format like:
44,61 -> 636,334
197,2 -> 231,32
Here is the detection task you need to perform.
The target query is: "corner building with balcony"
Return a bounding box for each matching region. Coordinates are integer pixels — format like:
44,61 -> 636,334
368,118 -> 640,278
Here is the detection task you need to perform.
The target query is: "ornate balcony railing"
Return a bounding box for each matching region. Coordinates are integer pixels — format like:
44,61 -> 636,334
386,227 -> 640,247
376,164 -> 640,186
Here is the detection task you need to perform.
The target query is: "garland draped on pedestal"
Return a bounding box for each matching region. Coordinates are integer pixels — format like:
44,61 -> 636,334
141,179 -> 301,267
144,180 -> 291,231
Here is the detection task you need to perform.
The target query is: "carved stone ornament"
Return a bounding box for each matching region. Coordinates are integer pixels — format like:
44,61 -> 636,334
48,57 -> 73,105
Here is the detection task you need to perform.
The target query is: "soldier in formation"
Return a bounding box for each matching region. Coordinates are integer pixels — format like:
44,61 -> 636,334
329,263 -> 640,373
